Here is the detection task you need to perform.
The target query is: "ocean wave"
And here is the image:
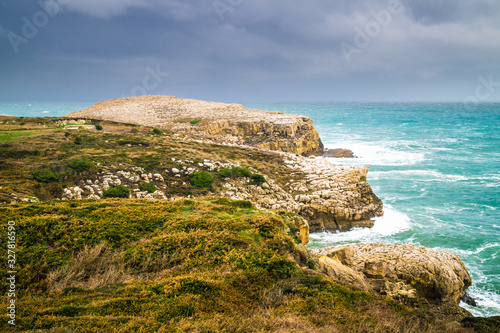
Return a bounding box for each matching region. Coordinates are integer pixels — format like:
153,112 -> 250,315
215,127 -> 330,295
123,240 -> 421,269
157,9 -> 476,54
309,205 -> 411,245
461,286 -> 500,317
434,243 -> 500,256
325,142 -> 427,166
367,169 -> 493,183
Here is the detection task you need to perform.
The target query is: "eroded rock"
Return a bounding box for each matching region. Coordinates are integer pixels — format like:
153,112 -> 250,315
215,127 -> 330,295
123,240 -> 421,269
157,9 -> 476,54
312,243 -> 472,306
64,95 -> 324,156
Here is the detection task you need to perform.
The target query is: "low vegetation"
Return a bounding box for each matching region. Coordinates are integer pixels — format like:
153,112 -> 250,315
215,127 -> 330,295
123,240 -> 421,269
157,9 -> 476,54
102,185 -> 130,198
189,170 -> 215,188
32,169 -> 60,183
139,182 -> 156,193
0,198 -> 482,332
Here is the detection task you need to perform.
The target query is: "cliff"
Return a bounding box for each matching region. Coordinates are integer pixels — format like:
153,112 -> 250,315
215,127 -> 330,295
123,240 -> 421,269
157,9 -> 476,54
64,95 -> 324,156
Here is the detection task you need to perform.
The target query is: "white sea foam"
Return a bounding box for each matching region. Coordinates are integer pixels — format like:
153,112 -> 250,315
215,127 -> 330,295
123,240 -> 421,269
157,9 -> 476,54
435,243 -> 500,256
461,286 -> 500,317
325,142 -> 427,166
368,170 -> 469,182
309,205 -> 411,245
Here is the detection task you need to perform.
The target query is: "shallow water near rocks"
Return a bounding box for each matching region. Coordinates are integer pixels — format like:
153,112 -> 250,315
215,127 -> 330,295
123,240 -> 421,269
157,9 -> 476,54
3,101 -> 500,317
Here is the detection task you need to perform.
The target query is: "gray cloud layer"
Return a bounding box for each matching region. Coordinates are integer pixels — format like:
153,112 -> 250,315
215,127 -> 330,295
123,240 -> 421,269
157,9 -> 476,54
0,0 -> 499,102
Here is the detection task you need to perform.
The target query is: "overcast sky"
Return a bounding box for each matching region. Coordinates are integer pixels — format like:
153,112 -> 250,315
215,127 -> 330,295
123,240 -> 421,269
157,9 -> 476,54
1,0 -> 499,103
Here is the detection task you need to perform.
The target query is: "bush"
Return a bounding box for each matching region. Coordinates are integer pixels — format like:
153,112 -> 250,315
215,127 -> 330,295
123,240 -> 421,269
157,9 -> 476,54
232,200 -> 253,209
250,174 -> 266,186
190,119 -> 201,125
152,128 -> 162,135
217,168 -> 233,178
217,166 -> 252,179
95,125 -> 103,131
189,171 -> 214,189
67,159 -> 93,173
32,169 -> 60,183
64,132 -> 71,137
103,186 -> 130,199
74,137 -> 83,145
139,182 -> 156,193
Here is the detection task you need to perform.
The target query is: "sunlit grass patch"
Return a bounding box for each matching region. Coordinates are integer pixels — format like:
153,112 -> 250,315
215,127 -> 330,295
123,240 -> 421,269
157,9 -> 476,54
0,130 -> 42,142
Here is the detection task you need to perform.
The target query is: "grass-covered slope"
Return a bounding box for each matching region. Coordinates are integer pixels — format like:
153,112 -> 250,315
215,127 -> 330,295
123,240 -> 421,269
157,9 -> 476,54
0,116 -> 294,203
0,198 -> 485,333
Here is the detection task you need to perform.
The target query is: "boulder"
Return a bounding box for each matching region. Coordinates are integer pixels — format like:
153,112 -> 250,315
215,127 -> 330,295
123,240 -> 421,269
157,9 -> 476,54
312,243 -> 472,306
318,256 -> 372,292
323,148 -> 355,158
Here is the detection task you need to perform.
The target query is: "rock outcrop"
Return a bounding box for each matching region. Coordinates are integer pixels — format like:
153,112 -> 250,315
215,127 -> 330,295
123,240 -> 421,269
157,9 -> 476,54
323,148 -> 355,158
64,96 -> 324,156
58,151 -> 383,233
312,243 -> 472,307
241,153 -> 383,232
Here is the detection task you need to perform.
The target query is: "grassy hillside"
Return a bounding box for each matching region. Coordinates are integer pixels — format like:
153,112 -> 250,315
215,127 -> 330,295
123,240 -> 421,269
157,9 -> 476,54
0,198 -> 483,332
0,116 -> 297,203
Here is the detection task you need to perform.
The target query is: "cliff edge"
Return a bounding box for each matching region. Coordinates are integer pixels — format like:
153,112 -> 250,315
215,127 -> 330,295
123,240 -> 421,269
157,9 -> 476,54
65,95 -> 324,156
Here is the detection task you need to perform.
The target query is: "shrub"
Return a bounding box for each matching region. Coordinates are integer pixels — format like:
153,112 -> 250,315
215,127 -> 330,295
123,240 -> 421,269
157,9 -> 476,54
152,128 -> 162,135
95,124 -> 103,131
103,186 -> 130,199
67,159 -> 93,173
190,119 -> 201,125
74,137 -> 83,145
232,200 -> 253,209
139,182 -> 156,193
32,169 -> 60,183
217,168 -> 233,178
217,166 -> 252,179
64,132 -> 71,137
189,171 -> 214,188
250,174 -> 266,186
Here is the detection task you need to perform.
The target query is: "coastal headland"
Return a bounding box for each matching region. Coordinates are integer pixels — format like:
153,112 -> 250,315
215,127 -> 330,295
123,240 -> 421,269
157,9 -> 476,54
65,95 -> 324,157
0,96 -> 495,332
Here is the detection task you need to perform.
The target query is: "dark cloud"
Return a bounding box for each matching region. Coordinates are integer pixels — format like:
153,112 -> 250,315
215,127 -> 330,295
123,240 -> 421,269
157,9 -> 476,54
0,0 -> 499,102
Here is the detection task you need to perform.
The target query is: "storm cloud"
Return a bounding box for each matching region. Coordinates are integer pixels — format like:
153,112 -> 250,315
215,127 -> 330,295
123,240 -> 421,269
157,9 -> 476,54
0,0 -> 499,102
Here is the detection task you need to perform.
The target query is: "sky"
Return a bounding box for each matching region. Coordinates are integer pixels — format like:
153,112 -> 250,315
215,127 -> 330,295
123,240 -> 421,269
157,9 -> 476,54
0,0 -> 499,103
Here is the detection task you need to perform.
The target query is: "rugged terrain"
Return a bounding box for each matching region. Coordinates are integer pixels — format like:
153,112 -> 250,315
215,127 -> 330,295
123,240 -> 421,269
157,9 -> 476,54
1,199 -> 492,333
0,115 -> 380,232
65,95 -> 324,156
0,111 -> 497,332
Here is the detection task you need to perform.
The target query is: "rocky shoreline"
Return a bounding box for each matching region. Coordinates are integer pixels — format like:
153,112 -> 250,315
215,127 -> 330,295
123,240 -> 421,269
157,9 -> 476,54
40,96 -> 471,320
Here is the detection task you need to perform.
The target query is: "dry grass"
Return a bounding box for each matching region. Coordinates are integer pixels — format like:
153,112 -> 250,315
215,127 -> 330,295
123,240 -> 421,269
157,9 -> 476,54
46,243 -> 126,292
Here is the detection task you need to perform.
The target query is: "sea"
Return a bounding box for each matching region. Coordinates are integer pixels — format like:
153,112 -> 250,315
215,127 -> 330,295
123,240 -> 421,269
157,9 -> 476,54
2,101 -> 499,317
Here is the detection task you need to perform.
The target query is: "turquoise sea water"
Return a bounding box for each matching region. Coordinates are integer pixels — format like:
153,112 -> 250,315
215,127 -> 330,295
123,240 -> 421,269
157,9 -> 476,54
245,102 -> 500,317
2,101 -> 500,317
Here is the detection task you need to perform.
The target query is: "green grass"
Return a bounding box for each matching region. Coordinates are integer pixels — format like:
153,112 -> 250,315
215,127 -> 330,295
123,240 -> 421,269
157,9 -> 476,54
0,130 -> 41,142
0,198 -> 476,332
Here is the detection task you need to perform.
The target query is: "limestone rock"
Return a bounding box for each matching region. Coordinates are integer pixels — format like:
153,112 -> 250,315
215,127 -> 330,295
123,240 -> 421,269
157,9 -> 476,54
318,256 -> 372,292
323,148 -> 355,158
64,95 -> 324,156
313,243 -> 472,306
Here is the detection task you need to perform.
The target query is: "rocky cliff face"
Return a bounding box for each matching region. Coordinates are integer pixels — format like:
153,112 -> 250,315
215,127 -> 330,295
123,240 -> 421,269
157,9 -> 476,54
59,150 -> 383,233
65,96 -> 323,156
312,243 -> 472,311
223,153 -> 383,232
